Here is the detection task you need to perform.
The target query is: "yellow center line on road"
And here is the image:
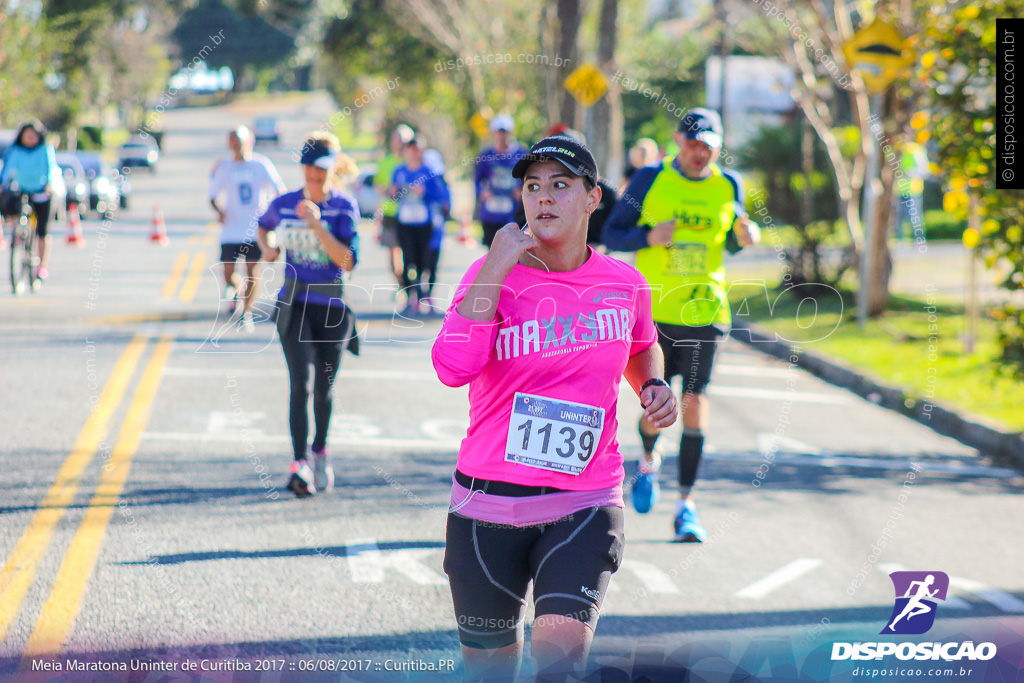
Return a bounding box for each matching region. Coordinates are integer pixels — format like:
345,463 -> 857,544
0,335 -> 148,645
160,251 -> 190,299
177,252 -> 207,303
22,335 -> 174,657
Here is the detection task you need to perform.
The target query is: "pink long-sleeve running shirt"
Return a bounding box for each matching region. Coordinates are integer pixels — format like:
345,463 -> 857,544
432,247 -> 657,498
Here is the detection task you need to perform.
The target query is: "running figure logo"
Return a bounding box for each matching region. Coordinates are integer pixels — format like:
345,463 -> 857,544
881,571 -> 949,635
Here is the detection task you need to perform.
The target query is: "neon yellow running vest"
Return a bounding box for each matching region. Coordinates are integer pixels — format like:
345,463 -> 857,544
635,157 -> 738,326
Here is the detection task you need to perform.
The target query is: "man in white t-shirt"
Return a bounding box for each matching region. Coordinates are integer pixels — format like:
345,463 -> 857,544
209,126 -> 286,329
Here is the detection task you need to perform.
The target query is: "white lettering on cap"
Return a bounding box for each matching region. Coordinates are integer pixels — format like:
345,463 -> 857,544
532,146 -> 575,157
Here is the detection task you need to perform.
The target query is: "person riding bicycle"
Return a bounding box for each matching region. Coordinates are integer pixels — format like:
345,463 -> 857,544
1,120 -> 61,280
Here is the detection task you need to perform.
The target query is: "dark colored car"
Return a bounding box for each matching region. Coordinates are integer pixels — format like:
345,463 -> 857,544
55,153 -> 90,213
74,152 -> 120,218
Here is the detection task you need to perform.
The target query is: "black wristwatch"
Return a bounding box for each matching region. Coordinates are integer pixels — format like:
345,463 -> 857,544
640,378 -> 669,393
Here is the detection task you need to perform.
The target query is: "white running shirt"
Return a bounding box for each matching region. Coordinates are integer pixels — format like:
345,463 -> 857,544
209,154 -> 285,244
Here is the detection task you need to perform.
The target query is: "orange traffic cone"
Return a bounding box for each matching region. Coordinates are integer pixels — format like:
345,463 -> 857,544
457,215 -> 477,247
66,203 -> 85,247
150,203 -> 169,245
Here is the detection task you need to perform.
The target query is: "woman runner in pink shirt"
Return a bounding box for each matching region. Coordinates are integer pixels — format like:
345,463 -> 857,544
432,136 -> 678,682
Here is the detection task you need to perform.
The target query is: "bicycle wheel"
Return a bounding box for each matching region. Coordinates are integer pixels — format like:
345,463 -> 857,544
9,212 -> 36,294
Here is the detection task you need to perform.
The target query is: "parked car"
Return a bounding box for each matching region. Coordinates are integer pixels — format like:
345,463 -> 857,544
117,137 -> 159,172
352,170 -> 381,219
0,130 -> 16,172
252,116 -> 280,146
74,152 -> 120,218
55,153 -> 89,214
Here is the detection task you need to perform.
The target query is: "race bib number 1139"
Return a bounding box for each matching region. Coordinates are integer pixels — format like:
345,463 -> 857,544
504,393 -> 604,475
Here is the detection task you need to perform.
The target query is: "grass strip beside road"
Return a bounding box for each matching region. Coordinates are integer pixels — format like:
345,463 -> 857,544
729,285 -> 1022,431
0,336 -> 148,644
23,336 -> 174,657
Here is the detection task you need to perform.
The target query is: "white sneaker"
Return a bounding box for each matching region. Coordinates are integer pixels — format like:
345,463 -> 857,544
312,448 -> 334,491
240,312 -> 255,333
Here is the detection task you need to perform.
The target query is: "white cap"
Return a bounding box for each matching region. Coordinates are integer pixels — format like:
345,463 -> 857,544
423,149 -> 446,174
490,114 -> 515,132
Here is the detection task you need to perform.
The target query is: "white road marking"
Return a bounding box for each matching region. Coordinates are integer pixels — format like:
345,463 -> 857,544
142,431 -> 461,452
619,560 -> 681,595
343,538 -> 446,585
421,419 -> 470,441
950,576 -> 1024,613
162,366 -> 438,380
206,410 -> 266,435
708,385 -> 853,404
703,451 -> 1018,478
716,364 -> 797,379
756,432 -> 822,457
735,558 -> 822,599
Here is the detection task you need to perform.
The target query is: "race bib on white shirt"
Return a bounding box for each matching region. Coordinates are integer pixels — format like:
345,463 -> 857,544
504,393 -> 604,476
398,198 -> 429,224
484,195 -> 514,215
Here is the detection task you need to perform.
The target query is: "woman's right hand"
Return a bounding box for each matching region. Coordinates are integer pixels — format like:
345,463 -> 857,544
484,223 -> 537,276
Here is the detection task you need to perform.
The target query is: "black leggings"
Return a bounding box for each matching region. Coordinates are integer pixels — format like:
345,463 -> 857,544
397,223 -> 432,301
2,191 -> 51,238
278,300 -> 348,461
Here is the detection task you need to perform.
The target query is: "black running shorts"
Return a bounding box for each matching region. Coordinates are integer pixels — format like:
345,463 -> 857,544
656,322 -> 725,395
220,241 -> 261,263
444,475 -> 624,649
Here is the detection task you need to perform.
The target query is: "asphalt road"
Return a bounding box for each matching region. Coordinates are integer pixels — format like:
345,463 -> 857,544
1,93 -> 1022,683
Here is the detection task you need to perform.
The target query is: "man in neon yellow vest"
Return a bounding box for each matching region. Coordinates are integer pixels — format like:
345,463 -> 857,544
604,108 -> 759,542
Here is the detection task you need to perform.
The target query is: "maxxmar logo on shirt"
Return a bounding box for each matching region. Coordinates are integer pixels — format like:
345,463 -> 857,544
495,308 -> 632,361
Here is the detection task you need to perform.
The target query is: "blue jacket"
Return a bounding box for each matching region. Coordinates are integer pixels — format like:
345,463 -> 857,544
1,144 -> 59,194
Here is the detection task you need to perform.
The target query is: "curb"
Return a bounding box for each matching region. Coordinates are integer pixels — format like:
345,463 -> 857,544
729,321 -> 1024,471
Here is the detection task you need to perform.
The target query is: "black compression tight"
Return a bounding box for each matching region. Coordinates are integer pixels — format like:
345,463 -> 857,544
279,302 -> 343,461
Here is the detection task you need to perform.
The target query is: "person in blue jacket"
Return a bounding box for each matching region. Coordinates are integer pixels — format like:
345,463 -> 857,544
389,135 -> 448,316
421,148 -> 451,314
474,114 -> 526,247
1,121 -> 61,279
257,131 -> 360,498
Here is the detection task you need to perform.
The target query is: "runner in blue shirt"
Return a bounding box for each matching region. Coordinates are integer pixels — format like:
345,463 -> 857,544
474,114 -> 526,247
390,135 -> 448,316
257,132 -> 360,497
422,148 -> 451,314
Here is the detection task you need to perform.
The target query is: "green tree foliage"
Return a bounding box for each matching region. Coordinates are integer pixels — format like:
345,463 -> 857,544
0,5 -> 57,128
172,0 -> 295,75
740,121 -> 849,288
916,0 -> 1024,371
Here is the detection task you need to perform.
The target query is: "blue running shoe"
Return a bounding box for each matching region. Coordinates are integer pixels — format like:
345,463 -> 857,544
631,453 -> 661,514
673,501 -> 707,543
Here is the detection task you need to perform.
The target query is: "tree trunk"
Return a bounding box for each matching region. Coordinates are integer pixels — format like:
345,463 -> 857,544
589,0 -> 618,181
801,115 -> 813,227
556,0 -> 582,126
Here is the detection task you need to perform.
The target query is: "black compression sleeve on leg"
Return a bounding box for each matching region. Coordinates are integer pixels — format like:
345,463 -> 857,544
638,417 -> 659,453
678,433 -> 704,488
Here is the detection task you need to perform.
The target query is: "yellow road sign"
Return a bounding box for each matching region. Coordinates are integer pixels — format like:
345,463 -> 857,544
842,19 -> 916,93
564,63 -> 608,107
470,113 -> 489,139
